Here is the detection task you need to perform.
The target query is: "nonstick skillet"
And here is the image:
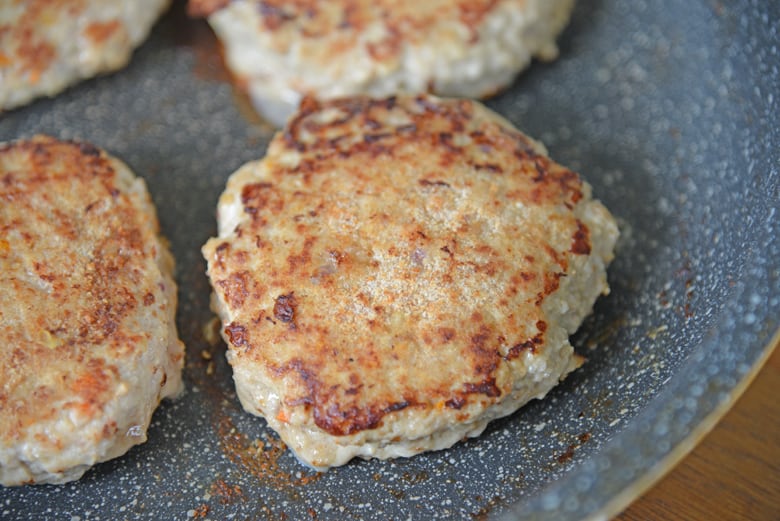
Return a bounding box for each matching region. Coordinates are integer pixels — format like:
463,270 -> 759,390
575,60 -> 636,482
0,1 -> 777,519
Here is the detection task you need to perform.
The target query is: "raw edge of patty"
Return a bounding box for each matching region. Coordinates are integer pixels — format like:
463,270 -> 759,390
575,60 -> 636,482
0,136 -> 184,485
191,0 -> 577,125
202,94 -> 618,469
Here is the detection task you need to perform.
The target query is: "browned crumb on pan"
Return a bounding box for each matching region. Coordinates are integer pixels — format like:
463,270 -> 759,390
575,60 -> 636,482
216,413 -> 321,490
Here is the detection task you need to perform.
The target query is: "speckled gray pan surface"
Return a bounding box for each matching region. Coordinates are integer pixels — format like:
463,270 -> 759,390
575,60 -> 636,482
1,1 -> 778,519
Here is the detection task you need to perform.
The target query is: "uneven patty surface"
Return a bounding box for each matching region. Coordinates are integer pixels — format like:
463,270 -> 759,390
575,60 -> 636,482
0,0 -> 171,111
0,136 -> 184,485
202,94 -> 618,469
189,0 -> 576,125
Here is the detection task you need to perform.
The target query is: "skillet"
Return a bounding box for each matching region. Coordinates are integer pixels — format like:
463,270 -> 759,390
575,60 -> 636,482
0,1 -> 777,519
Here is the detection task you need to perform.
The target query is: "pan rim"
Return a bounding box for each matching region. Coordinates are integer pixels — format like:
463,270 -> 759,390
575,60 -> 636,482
584,331 -> 779,521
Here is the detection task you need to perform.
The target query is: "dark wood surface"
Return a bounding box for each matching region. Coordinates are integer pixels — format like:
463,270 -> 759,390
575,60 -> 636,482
615,342 -> 780,520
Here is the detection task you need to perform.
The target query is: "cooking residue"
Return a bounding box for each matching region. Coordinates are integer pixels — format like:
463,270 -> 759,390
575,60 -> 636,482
216,413 -> 321,492
555,432 -> 592,465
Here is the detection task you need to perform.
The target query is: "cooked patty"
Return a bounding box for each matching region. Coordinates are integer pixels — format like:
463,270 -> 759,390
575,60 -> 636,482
0,0 -> 171,111
202,94 -> 618,469
0,136 -> 184,486
189,0 -> 576,125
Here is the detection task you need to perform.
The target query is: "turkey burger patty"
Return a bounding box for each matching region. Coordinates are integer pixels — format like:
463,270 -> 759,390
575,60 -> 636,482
189,0 -> 577,125
202,94 -> 618,470
0,0 -> 171,111
0,136 -> 184,485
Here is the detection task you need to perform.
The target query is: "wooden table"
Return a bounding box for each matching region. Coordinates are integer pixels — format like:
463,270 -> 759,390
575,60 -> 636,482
615,341 -> 780,520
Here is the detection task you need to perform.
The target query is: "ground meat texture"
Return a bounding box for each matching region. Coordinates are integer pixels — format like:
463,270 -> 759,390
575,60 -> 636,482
202,94 -> 618,470
188,0 -> 577,125
0,136 -> 184,485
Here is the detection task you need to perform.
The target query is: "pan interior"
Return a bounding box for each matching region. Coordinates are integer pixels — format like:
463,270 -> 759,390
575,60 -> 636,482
0,1 -> 777,519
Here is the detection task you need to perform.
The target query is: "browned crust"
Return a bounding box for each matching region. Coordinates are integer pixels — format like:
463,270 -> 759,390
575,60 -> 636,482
188,0 -> 505,57
0,1 -> 149,100
0,1 -> 84,84
83,19 -> 123,45
206,95 -> 593,437
0,136 -> 168,445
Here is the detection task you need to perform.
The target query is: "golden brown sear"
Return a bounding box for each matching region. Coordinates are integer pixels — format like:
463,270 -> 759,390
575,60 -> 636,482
0,0 -> 171,110
188,0 -> 576,125
202,94 -> 618,469
0,136 -> 183,485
